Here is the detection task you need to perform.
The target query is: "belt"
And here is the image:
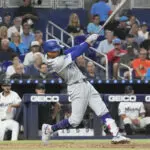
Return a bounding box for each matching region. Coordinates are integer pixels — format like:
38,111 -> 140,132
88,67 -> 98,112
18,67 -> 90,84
70,78 -> 87,85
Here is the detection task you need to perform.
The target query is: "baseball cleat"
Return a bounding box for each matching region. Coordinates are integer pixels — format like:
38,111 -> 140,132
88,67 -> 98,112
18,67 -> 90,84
42,124 -> 52,144
111,135 -> 130,144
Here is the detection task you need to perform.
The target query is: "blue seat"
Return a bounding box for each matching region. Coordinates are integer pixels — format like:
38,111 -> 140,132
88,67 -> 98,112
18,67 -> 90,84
19,55 -> 25,63
2,61 -> 12,72
145,68 -> 150,80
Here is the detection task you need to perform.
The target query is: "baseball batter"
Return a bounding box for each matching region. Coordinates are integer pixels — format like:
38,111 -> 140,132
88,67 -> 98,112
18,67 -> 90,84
0,80 -> 21,141
42,34 -> 130,144
119,86 -> 150,135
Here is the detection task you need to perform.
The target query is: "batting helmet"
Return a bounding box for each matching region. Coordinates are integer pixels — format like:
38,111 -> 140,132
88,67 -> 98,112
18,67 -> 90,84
43,39 -> 64,53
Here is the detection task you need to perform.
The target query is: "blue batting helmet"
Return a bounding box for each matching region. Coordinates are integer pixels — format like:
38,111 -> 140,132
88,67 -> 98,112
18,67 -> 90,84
43,39 -> 64,53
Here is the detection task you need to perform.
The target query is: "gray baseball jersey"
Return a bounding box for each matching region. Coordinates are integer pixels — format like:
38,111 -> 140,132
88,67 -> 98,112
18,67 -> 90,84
46,53 -> 108,127
47,53 -> 86,85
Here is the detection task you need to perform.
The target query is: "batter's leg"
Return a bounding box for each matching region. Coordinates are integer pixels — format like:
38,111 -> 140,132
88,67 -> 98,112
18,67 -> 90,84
50,83 -> 89,132
88,83 -> 119,136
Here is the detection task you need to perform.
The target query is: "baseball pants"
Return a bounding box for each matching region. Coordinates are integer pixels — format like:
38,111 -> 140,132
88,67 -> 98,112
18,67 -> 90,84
0,119 -> 19,141
123,117 -> 150,129
67,81 -> 109,127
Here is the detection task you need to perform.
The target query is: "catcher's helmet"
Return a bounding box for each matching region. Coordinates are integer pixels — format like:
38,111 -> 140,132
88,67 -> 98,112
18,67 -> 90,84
43,39 -> 64,53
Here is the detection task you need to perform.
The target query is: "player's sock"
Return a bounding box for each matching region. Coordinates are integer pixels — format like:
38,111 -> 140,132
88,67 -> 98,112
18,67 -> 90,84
51,119 -> 71,132
101,113 -> 119,136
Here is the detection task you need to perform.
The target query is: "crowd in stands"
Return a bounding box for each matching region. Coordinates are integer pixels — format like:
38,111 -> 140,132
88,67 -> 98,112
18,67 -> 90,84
0,0 -> 150,81
1,0 -> 150,141
66,0 -> 150,80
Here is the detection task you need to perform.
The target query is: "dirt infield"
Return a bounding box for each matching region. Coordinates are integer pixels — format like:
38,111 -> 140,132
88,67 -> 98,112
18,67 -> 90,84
0,140 -> 150,150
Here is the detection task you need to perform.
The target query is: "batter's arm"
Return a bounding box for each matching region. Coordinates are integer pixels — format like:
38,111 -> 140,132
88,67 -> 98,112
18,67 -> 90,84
65,34 -> 99,60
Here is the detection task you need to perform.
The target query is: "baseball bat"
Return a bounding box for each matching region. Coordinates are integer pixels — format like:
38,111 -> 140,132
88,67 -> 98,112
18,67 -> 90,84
98,0 -> 128,34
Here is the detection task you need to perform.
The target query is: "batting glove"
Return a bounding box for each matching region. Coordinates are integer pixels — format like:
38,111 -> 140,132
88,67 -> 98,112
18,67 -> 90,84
85,34 -> 99,44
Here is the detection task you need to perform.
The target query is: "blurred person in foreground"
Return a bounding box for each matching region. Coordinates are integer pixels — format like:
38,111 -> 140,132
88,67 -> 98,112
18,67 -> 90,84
118,86 -> 150,135
0,79 -> 21,141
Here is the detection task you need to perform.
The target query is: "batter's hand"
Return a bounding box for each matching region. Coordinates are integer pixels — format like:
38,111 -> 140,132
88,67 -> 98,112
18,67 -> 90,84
85,34 -> 99,45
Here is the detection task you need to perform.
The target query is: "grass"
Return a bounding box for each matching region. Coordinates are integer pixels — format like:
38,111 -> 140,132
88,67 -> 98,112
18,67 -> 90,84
0,139 -> 150,150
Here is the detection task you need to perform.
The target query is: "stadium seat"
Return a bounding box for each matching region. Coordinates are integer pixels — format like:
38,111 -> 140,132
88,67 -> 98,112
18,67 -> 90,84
2,61 -> 12,72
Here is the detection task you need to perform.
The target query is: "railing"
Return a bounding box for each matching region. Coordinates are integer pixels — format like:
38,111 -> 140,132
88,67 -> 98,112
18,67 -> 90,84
131,0 -> 150,8
0,0 -> 2,7
89,47 -> 109,80
55,0 -> 84,9
118,63 -> 133,80
3,0 -> 84,9
46,20 -> 109,80
46,21 -> 74,48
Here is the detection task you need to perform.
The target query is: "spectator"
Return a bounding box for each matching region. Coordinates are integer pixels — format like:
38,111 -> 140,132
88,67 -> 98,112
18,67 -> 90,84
23,41 -> 44,66
76,56 -> 87,75
119,41 -> 138,80
118,86 -> 150,135
6,54 -> 20,78
87,14 -> 104,35
122,34 -> 139,56
0,79 -> 21,141
129,23 -> 144,45
0,26 -> 8,42
7,17 -> 23,39
35,30 -> 43,46
10,63 -> 30,80
9,32 -> 28,55
131,48 -> 150,79
21,23 -> 35,49
127,15 -> 140,29
86,61 -> 99,80
90,0 -> 111,24
0,12 -> 12,28
138,22 -> 149,40
66,13 -> 84,37
35,83 -> 61,126
34,63 -> 53,79
97,30 -> 114,54
0,39 -> 14,62
107,38 -> 127,79
25,53 -> 43,77
114,16 -> 129,40
15,0 -> 38,27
